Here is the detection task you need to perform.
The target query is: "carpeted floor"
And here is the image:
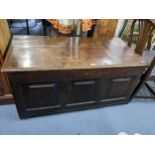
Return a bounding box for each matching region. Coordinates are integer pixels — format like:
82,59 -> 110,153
0,92 -> 155,135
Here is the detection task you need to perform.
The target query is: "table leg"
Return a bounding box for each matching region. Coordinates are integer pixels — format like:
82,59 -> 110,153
26,19 -> 30,35
42,19 -> 47,36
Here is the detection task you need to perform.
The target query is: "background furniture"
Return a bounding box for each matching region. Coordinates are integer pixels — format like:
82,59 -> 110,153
8,19 -> 46,36
128,19 -> 155,99
128,19 -> 155,55
0,19 -> 13,103
46,19 -> 95,36
45,19 -> 118,37
94,19 -> 118,38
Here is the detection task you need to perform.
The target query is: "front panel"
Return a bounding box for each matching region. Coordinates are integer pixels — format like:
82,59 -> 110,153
67,80 -> 97,106
23,83 -> 60,109
100,76 -> 139,103
7,67 -> 144,118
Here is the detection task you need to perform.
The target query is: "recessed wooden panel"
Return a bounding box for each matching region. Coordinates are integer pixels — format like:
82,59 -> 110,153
6,67 -> 145,118
102,77 -> 134,100
109,78 -> 132,98
0,87 -> 3,96
24,83 -> 60,109
67,80 -> 97,105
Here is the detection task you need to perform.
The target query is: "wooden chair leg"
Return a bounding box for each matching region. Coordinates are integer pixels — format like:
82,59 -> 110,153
145,82 -> 155,96
134,96 -> 155,99
128,20 -> 137,46
146,34 -> 153,50
118,19 -> 128,38
26,19 -> 30,35
131,55 -> 155,100
42,19 -> 47,36
134,82 -> 155,99
133,81 -> 155,99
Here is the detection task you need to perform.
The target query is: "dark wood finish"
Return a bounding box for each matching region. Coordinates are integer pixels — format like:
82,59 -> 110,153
7,68 -> 144,118
2,36 -> 148,118
2,36 -> 147,72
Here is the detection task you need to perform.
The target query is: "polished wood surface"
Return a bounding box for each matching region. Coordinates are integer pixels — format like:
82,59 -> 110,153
2,36 -> 148,73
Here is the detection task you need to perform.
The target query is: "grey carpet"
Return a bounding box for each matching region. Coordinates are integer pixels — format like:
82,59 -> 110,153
0,91 -> 155,135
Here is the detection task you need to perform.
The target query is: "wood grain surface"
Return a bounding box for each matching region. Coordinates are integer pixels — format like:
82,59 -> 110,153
2,36 -> 148,73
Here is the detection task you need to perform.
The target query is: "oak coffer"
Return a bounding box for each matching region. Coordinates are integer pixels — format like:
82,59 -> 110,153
1,36 -> 148,118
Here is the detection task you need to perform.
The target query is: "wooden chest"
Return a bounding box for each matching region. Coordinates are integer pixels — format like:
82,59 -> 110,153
2,36 -> 148,118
